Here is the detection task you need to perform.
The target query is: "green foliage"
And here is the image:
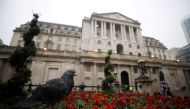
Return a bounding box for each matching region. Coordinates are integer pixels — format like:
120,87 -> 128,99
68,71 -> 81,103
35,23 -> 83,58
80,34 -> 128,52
101,89 -> 115,95
102,50 -> 114,91
0,14 -> 40,106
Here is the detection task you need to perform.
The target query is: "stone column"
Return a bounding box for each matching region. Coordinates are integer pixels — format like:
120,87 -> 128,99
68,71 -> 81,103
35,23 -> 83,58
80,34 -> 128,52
123,25 -> 126,40
101,21 -> 104,37
129,26 -> 134,42
138,28 -> 143,42
134,27 -> 138,42
110,23 -> 113,39
116,65 -> 120,83
113,23 -> 116,40
130,66 -> 134,87
149,67 -> 152,77
136,27 -> 140,42
121,24 -> 124,40
80,62 -> 84,84
104,22 -> 107,38
94,20 -> 97,37
0,60 -> 3,73
125,26 -> 130,41
91,20 -> 94,35
93,63 -> 97,87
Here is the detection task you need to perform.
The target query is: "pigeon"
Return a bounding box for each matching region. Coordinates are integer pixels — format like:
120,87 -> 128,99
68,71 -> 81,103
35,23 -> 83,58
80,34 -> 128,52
10,69 -> 76,109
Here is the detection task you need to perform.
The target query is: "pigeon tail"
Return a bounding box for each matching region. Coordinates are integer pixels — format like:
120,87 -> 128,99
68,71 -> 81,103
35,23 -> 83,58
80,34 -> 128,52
9,97 -> 41,109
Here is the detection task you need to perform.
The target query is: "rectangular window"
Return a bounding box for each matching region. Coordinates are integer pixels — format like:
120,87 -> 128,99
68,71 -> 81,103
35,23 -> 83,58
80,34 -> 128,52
85,64 -> 91,72
65,44 -> 69,51
74,39 -> 77,44
18,40 -> 24,47
129,44 -> 132,48
58,37 -> 62,41
20,34 -> 23,38
72,45 -> 77,51
57,44 -> 61,50
97,65 -> 104,72
134,67 -> 138,73
47,68 -> 59,81
108,41 -> 111,46
152,68 -> 156,74
65,38 -> 70,43
36,42 -> 40,48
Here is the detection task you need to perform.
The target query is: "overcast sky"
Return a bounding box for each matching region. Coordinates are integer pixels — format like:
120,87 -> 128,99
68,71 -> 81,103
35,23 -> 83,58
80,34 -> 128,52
0,0 -> 190,49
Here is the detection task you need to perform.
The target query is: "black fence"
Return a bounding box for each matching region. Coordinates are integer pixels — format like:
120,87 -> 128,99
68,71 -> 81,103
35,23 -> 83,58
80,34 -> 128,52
25,83 -> 137,92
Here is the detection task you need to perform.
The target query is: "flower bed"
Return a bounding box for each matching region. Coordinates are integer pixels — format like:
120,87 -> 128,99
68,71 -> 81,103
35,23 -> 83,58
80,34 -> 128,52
36,92 -> 190,109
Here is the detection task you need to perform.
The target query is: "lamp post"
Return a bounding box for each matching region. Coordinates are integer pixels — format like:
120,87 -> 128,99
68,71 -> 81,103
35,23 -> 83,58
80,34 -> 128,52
113,72 -> 119,92
136,58 -> 153,95
113,72 -> 118,81
137,58 -> 146,75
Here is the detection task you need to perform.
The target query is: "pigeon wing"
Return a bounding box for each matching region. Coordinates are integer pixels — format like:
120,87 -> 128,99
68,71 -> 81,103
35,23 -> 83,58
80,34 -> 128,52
31,78 -> 69,103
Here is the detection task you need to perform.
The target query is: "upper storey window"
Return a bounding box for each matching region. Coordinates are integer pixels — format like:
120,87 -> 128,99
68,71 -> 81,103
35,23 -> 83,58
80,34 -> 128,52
42,24 -> 47,28
61,26 -> 65,29
129,44 -> 132,48
137,45 -> 140,49
50,29 -> 54,34
18,40 -> 24,47
108,41 -> 111,46
68,27 -> 72,31
97,40 -> 101,44
46,41 -> 53,49
66,38 -> 70,43
75,28 -> 79,31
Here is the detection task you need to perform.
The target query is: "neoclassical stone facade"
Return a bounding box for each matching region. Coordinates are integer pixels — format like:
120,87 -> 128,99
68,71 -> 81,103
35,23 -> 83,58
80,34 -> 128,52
0,12 -> 190,94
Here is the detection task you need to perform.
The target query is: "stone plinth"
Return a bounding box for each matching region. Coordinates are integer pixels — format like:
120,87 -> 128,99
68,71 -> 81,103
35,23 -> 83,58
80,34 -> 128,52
135,74 -> 153,95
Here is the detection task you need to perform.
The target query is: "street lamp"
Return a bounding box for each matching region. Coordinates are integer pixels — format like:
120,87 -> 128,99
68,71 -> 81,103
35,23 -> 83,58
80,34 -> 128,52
137,58 -> 146,75
112,72 -> 119,92
113,72 -> 118,80
136,58 -> 153,94
43,48 -> 47,51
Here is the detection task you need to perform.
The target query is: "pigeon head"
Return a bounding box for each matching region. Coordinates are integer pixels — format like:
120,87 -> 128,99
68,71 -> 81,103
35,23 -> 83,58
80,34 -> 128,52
61,69 -> 76,79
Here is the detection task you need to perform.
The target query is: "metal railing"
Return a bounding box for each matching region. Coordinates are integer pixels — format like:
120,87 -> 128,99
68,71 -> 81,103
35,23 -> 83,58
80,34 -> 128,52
25,83 -> 137,92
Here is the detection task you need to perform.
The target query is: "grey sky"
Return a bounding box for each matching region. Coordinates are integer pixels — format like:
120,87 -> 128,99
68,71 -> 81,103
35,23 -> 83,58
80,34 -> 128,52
0,0 -> 190,49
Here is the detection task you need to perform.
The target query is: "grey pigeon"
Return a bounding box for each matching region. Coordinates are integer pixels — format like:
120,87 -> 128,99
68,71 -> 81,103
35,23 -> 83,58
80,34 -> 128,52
10,69 -> 76,109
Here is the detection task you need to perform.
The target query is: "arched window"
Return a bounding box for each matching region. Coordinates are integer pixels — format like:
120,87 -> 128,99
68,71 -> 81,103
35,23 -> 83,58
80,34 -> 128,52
121,71 -> 129,90
116,44 -> 124,54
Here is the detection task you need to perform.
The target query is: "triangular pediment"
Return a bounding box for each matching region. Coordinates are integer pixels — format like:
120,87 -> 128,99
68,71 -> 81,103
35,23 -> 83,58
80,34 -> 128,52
92,12 -> 140,24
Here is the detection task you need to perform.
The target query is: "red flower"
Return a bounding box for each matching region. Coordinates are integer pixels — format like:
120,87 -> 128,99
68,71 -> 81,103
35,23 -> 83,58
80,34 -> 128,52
91,106 -> 100,109
114,98 -> 127,106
